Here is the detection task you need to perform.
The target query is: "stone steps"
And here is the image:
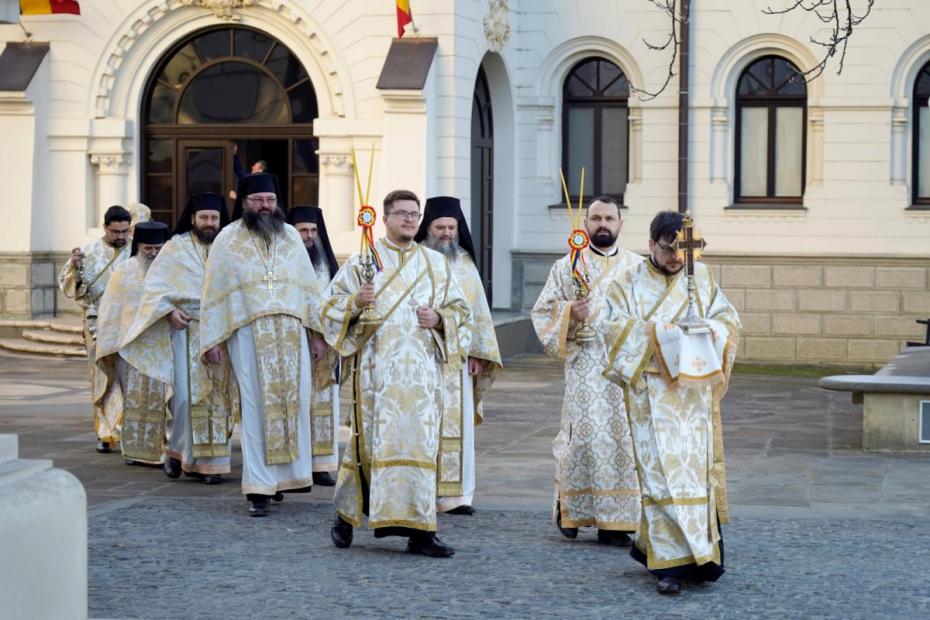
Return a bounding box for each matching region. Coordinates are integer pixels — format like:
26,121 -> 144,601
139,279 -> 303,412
0,318 -> 86,359
22,330 -> 85,346
0,338 -> 86,358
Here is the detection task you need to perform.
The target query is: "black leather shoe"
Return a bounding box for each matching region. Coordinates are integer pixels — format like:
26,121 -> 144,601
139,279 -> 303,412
201,475 -> 221,485
247,495 -> 268,517
313,471 -> 337,486
163,458 -> 182,479
95,440 -> 111,454
406,533 -> 455,558
597,529 -> 632,547
656,577 -> 681,595
271,492 -> 284,502
331,515 -> 353,548
445,505 -> 475,516
555,505 -> 578,539
124,458 -> 137,466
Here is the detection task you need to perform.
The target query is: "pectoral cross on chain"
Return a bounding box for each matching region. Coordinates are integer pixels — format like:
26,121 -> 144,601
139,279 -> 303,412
672,213 -> 707,278
263,270 -> 278,291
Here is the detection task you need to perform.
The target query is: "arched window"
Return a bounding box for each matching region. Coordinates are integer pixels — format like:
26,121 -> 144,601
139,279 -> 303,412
142,27 -> 319,225
913,62 -> 930,205
735,56 -> 807,204
562,58 -> 629,203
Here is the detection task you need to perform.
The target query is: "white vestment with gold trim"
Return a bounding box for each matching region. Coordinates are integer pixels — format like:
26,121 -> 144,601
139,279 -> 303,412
532,247 -> 643,531
437,248 -> 501,512
603,259 -> 740,575
322,239 -> 469,533
58,237 -> 130,443
199,220 -> 322,496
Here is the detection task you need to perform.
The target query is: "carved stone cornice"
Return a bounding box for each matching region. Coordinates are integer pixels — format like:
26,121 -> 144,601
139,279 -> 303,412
483,0 -> 510,53
178,0 -> 254,20
320,154 -> 351,170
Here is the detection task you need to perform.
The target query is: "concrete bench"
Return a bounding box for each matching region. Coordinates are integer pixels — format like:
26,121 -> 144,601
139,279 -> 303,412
820,346 -> 930,453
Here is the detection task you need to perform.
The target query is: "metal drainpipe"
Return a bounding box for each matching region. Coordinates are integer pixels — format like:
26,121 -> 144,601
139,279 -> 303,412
678,0 -> 691,214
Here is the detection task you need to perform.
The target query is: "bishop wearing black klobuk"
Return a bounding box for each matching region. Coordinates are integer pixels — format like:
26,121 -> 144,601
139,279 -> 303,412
414,196 -> 502,515
199,172 -> 326,517
95,221 -> 171,465
288,205 -> 340,486
121,193 -> 238,485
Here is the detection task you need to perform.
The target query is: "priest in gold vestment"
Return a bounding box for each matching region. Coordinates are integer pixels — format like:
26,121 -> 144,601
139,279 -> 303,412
121,194 -> 237,484
58,205 -> 133,453
415,196 -> 501,515
200,174 -> 325,517
324,190 -> 469,558
288,205 -> 341,487
94,222 -> 170,465
532,196 -> 643,547
603,211 -> 741,595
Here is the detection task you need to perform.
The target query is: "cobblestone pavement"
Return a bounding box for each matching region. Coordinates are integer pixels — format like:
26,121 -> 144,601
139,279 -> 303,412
3,352 -> 930,618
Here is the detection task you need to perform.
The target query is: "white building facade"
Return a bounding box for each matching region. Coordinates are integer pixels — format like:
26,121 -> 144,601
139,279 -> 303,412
1,0 -> 928,363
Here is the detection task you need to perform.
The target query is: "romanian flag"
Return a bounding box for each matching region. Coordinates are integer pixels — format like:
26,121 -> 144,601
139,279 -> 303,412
20,0 -> 80,15
396,0 -> 413,38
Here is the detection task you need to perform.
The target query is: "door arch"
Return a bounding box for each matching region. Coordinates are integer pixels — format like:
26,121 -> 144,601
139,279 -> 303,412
141,25 -> 319,225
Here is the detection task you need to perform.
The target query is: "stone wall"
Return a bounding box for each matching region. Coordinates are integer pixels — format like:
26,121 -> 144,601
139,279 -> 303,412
0,251 -> 62,319
513,252 -> 930,365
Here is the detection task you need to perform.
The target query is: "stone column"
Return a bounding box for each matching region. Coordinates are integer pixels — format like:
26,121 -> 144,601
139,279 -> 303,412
891,106 -> 908,186
319,153 -> 355,233
710,106 -> 728,182
89,152 -> 130,227
807,107 -> 824,187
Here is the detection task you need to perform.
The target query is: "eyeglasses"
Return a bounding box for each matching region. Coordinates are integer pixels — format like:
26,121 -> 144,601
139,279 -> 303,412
246,196 -> 278,205
389,210 -> 421,220
655,241 -> 678,256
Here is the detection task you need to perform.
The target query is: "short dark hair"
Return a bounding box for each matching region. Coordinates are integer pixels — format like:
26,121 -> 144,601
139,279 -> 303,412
383,189 -> 420,214
650,210 -> 684,242
103,206 -> 131,227
587,195 -> 622,217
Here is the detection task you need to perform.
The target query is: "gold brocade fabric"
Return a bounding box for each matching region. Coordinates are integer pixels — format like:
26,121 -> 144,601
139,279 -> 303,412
94,257 -> 168,452
438,249 -> 502,496
252,314 -> 304,465
199,220 -> 320,465
532,247 -> 644,530
603,260 -> 741,570
58,237 -> 130,442
309,265 -> 338,458
120,233 -> 238,459
120,363 -> 168,463
58,236 -> 130,318
322,240 -> 469,531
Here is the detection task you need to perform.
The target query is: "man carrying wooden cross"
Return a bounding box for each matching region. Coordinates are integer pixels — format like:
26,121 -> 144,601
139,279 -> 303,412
602,210 -> 742,595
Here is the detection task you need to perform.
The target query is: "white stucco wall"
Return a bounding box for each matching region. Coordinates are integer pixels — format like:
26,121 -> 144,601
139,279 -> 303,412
2,0 -> 929,311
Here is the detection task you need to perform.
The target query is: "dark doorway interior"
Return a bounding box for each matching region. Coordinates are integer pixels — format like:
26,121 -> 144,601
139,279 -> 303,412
470,66 -> 494,304
232,139 -> 289,206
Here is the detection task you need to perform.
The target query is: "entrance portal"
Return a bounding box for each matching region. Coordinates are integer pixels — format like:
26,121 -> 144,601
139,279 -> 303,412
141,26 -> 319,225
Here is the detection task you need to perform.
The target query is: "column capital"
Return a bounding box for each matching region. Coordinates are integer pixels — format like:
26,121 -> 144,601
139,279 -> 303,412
89,153 -> 130,174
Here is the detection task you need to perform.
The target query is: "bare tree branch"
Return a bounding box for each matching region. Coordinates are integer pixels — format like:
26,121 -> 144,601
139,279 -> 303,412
633,0 -> 875,99
631,0 -> 681,101
763,0 -> 875,82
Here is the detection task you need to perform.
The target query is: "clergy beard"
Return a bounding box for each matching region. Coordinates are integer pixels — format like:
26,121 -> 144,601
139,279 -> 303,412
242,207 -> 285,243
591,229 -> 617,249
107,238 -> 127,248
193,225 -> 218,244
135,254 -> 155,274
423,232 -> 459,260
307,242 -> 324,270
